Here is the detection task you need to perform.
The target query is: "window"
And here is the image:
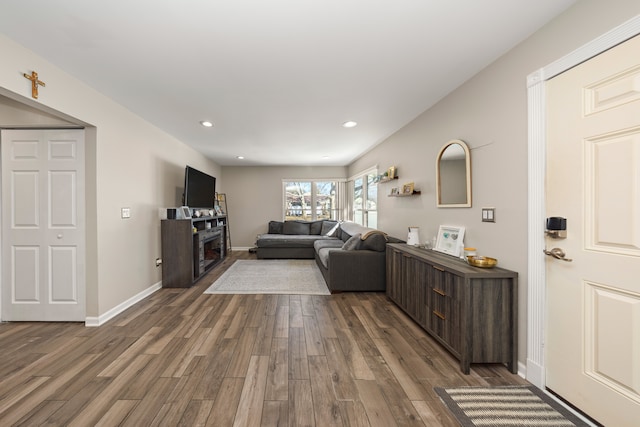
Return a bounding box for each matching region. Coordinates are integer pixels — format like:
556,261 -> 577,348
284,180 -> 341,221
351,169 -> 378,228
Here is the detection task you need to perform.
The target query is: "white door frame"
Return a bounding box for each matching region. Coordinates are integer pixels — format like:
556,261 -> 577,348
526,15 -> 640,388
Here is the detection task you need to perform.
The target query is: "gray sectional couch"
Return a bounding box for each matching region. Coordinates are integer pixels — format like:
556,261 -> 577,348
256,219 -> 401,292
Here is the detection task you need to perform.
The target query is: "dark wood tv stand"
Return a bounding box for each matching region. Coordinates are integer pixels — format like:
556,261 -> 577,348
161,215 -> 227,288
386,243 -> 518,374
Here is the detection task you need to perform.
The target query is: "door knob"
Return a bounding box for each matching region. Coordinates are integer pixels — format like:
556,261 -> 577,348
544,247 -> 572,262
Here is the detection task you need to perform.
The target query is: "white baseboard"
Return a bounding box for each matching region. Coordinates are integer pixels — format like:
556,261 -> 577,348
526,358 -> 545,388
84,280 -> 162,327
517,360 -> 527,379
231,246 -> 252,251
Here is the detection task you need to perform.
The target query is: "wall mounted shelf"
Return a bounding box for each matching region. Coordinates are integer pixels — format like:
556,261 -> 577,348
389,190 -> 421,197
378,176 -> 399,183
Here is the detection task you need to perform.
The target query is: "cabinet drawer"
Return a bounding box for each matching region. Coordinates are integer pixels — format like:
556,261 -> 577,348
431,295 -> 459,346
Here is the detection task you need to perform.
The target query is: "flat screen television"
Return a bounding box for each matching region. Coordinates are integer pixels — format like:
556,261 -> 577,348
183,165 -> 216,209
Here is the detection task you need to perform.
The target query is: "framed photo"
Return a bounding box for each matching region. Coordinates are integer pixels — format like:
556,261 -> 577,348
402,182 -> 414,194
387,166 -> 396,179
391,187 -> 399,195
180,206 -> 191,219
214,204 -> 223,216
434,225 -> 466,257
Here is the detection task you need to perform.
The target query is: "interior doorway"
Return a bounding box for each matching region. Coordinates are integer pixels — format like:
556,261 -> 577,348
1,129 -> 86,321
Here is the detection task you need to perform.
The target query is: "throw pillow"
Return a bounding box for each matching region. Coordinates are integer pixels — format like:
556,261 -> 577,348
320,220 -> 338,235
361,233 -> 388,251
309,220 -> 324,235
324,221 -> 341,237
342,233 -> 362,250
268,221 -> 284,234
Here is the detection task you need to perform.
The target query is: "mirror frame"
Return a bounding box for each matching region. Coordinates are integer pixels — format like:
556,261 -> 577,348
436,139 -> 472,208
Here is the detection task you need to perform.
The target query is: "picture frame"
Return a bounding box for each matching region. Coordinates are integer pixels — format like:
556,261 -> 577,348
402,182 -> 414,194
180,206 -> 191,219
434,225 -> 466,257
214,204 -> 223,216
387,166 -> 396,179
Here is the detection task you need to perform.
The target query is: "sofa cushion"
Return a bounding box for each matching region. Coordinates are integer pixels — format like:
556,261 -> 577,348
314,239 -> 343,251
258,234 -> 331,248
283,221 -> 310,235
342,233 -> 362,250
268,220 -> 284,234
360,233 -> 388,252
309,220 -> 324,235
317,247 -> 342,269
321,220 -> 339,236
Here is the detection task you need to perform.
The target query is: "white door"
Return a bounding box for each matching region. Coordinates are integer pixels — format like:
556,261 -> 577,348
546,34 -> 640,426
1,129 -> 85,321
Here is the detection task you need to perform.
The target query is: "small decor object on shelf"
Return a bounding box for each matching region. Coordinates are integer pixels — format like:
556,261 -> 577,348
407,227 -> 420,246
391,187 -> 399,195
402,182 -> 414,194
434,225 -> 466,257
467,256 -> 498,268
214,204 -> 223,216
387,166 -> 396,179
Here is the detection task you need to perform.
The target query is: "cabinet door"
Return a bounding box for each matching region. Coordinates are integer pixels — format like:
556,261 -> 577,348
386,247 -> 403,304
404,256 -> 429,328
428,265 -> 461,354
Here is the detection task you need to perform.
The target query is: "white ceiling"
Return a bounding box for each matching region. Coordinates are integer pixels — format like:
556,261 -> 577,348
0,0 -> 575,166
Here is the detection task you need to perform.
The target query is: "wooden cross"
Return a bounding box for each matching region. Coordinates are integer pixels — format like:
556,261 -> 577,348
23,71 -> 46,99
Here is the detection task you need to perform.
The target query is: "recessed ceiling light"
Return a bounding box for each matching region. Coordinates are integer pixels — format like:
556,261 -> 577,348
322,156 -> 330,159
236,156 -> 245,160
342,121 -> 357,128
200,121 -> 213,127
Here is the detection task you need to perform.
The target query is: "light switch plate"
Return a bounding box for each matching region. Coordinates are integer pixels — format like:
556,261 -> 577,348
121,207 -> 131,219
482,207 -> 495,222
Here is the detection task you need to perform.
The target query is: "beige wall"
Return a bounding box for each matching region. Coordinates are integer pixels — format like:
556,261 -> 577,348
221,166 -> 347,248
0,34 -> 221,318
348,0 -> 640,366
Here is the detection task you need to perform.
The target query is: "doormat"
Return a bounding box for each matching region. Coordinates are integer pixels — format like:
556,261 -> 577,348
434,386 -> 590,427
204,259 -> 330,295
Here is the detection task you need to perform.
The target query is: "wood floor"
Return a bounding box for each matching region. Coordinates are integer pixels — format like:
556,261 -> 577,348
0,251 -> 527,426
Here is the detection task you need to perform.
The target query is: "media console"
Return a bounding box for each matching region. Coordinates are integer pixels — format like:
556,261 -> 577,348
161,215 -> 227,287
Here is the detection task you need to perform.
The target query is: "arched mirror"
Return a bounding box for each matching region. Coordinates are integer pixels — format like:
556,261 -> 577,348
436,139 -> 471,207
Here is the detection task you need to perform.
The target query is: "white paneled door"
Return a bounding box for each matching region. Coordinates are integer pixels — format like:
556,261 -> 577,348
546,35 -> 640,426
1,129 -> 85,321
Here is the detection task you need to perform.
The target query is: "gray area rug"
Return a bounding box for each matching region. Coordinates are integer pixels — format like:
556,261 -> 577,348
204,259 -> 330,295
434,386 -> 590,427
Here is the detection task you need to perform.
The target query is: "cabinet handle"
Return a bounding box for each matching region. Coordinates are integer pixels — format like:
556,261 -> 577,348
433,310 -> 446,320
433,265 -> 445,272
433,288 -> 446,297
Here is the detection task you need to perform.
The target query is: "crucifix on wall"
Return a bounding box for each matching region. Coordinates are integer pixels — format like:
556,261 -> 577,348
23,70 -> 46,99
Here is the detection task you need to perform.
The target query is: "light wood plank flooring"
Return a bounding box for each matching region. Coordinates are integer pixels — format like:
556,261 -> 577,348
0,251 -> 527,426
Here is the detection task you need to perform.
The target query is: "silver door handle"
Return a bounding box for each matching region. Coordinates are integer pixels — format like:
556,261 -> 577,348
544,247 -> 572,262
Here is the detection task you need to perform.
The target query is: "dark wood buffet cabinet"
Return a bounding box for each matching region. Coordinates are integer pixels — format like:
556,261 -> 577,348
386,243 -> 518,374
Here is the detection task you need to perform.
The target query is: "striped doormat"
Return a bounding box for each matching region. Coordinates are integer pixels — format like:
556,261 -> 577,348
434,386 -> 590,427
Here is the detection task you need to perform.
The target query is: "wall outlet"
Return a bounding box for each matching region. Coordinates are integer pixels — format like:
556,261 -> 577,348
121,207 -> 131,219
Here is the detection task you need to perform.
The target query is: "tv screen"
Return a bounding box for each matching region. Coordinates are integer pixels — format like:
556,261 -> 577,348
184,166 -> 216,209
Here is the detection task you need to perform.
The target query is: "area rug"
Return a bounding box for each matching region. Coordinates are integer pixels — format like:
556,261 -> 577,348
204,259 -> 330,295
434,386 -> 590,427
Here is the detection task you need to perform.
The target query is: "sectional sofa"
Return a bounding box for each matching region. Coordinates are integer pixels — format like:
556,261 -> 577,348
256,219 -> 402,292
